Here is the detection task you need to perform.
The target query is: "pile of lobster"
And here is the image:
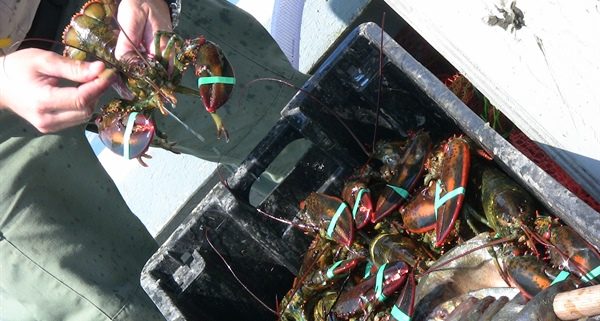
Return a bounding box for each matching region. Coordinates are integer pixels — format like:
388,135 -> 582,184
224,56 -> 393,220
275,130 -> 600,320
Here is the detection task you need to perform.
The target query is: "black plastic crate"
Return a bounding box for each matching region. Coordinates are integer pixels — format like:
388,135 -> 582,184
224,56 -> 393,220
141,23 -> 600,321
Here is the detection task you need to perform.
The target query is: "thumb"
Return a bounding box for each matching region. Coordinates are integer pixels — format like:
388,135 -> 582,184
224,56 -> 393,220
40,54 -> 106,83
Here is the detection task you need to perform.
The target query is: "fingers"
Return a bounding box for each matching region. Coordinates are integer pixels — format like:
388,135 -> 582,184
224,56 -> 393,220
38,54 -> 106,83
34,107 -> 96,133
114,0 -> 147,60
146,3 -> 173,55
115,0 -> 172,59
30,72 -> 113,133
47,71 -> 113,113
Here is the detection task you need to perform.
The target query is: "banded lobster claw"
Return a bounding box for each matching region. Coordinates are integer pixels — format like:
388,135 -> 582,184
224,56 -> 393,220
342,179 -> 373,229
193,39 -> 235,142
95,100 -> 155,164
399,135 -> 471,248
94,100 -> 180,166
374,130 -> 431,223
304,257 -> 366,291
545,225 -> 600,285
429,136 -> 470,247
332,260 -> 411,319
300,192 -> 355,247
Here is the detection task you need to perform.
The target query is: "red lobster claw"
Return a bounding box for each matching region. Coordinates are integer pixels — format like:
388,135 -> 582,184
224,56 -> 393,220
400,183 -> 436,234
96,100 -> 155,163
333,261 -> 410,318
301,193 -> 355,247
342,179 -> 373,229
432,136 -> 470,247
546,225 -> 600,284
194,40 -> 235,141
304,257 -> 366,291
504,255 -> 554,300
374,130 -> 431,223
391,272 -> 416,321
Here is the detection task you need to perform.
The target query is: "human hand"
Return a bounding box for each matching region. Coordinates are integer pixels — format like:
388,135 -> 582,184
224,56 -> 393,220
0,48 -> 113,133
114,0 -> 173,60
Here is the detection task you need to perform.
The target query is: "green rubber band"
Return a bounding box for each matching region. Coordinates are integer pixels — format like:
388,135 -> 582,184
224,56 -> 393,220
198,76 -> 236,86
434,180 -> 465,219
363,261 -> 373,279
391,305 -> 411,321
387,184 -> 409,199
123,112 -> 139,159
326,202 -> 348,239
375,263 -> 388,302
352,188 -> 370,219
581,265 -> 600,283
551,270 -> 571,285
326,260 -> 344,280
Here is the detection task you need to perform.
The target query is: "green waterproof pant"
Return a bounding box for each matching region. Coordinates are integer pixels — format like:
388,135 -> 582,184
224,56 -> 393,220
0,1 -> 309,320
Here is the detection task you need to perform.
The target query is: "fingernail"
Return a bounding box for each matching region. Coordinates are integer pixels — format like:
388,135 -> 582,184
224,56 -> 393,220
89,61 -> 105,73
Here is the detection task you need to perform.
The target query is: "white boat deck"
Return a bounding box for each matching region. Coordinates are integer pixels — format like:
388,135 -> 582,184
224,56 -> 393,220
384,0 -> 600,203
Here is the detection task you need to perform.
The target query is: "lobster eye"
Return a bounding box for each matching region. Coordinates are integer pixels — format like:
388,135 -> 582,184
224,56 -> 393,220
97,111 -> 155,159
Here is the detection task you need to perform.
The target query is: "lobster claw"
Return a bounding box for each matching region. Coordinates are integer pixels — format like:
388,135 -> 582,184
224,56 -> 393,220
195,40 -> 235,141
342,180 -> 373,229
306,257 -> 366,291
547,225 -> 600,284
391,272 -> 416,321
333,261 -> 410,318
432,136 -> 470,247
504,255 -> 555,300
301,193 -> 355,247
95,100 -> 155,163
400,183 -> 436,234
374,131 -> 431,223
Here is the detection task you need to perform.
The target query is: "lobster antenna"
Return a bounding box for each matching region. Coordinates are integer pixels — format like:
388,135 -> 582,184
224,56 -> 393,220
204,228 -> 277,315
243,77 -> 371,158
371,11 -> 386,156
112,17 -> 155,71
255,208 -> 316,232
424,235 -> 516,275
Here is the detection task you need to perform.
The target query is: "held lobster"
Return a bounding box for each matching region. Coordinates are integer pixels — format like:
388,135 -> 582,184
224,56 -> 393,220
62,0 -> 235,165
